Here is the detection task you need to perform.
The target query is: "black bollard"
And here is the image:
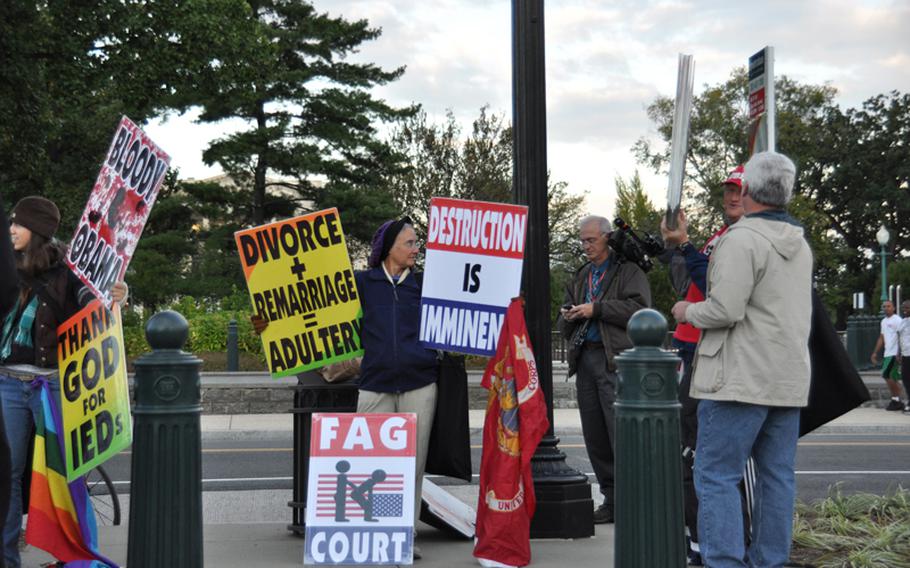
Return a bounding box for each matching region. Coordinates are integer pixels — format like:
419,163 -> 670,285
128,310 -> 203,567
614,309 -> 685,568
227,318 -> 239,372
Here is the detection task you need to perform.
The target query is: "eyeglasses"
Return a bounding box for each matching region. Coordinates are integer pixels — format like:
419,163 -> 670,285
579,236 -> 603,246
398,239 -> 421,250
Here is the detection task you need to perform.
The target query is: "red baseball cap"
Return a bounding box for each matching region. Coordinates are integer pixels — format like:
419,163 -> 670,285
723,165 -> 744,189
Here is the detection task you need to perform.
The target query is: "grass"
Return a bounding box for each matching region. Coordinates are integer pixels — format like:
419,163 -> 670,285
790,485 -> 910,568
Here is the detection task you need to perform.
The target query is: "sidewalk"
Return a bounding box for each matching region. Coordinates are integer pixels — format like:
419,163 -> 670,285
199,405 -> 910,442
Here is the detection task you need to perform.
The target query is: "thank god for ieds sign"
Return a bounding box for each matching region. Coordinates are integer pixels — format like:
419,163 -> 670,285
58,300 -> 132,481
235,209 -> 363,378
419,197 -> 528,356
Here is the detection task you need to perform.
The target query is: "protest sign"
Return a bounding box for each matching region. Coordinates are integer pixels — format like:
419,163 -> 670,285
58,300 -> 132,481
748,46 -> 776,155
66,116 -> 171,307
419,197 -> 528,356
305,413 -> 416,565
234,208 -> 363,378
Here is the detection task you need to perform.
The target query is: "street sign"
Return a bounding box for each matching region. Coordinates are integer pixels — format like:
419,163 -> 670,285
748,46 -> 776,155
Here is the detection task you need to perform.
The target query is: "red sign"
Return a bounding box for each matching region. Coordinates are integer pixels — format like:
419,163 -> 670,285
66,117 -> 170,306
749,87 -> 766,119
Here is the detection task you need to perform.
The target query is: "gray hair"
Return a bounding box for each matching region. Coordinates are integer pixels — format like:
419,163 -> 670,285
578,215 -> 610,234
743,151 -> 797,208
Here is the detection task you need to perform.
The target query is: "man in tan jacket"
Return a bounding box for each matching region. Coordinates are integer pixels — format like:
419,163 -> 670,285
671,151 -> 812,568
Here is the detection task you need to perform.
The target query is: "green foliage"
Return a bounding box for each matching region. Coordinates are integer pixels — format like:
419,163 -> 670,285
791,486 -> 910,567
385,106 -> 587,322
122,296 -> 263,363
613,172 -> 678,316
634,68 -> 910,325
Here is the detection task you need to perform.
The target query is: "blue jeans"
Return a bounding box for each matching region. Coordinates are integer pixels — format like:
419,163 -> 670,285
0,375 -> 57,568
695,400 -> 800,568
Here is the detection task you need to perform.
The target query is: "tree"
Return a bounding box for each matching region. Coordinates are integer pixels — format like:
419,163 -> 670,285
613,173 -> 677,316
633,68 -> 910,324
385,106 -> 587,321
183,0 -> 414,241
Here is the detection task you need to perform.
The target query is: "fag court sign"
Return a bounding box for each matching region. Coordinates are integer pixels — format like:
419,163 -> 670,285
66,116 -> 171,308
419,197 -> 528,356
58,300 -> 132,481
235,208 -> 363,378
305,413 -> 417,565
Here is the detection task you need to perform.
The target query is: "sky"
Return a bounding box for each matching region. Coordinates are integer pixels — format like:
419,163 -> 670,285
146,0 -> 910,218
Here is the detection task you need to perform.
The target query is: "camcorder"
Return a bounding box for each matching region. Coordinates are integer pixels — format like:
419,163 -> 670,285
607,217 -> 664,273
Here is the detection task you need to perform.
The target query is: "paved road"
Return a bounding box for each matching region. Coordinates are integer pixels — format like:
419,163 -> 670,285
97,433 -> 910,503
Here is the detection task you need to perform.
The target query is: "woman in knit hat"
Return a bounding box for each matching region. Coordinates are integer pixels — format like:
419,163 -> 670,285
1,196 -> 128,567
355,217 -> 438,559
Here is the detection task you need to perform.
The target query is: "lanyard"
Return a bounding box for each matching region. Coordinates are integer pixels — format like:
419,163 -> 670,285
586,266 -> 607,303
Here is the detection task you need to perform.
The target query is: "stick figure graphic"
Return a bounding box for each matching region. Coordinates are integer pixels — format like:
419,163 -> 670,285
350,469 -> 387,522
333,460 -> 356,521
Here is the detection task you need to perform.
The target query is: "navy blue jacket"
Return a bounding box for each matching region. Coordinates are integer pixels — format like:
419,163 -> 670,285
354,267 -> 438,393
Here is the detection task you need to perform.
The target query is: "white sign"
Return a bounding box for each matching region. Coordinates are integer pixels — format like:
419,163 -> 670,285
304,413 -> 417,566
419,198 -> 528,356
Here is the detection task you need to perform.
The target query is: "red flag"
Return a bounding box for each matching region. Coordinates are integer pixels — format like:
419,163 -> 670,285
473,299 -> 550,567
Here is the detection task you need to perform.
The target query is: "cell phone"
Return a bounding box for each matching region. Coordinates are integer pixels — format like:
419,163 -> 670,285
562,303 -> 573,311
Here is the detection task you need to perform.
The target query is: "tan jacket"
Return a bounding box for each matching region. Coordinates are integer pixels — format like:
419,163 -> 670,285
686,215 -> 813,407
558,253 -> 651,375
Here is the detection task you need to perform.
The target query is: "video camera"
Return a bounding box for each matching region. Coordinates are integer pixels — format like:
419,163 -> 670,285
607,217 -> 664,273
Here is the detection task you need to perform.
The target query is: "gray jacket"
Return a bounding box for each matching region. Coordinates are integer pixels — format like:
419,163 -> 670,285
558,253 -> 651,375
687,215 -> 813,407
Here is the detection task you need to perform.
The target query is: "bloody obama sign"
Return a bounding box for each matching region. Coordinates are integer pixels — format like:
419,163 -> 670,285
66,116 -> 170,307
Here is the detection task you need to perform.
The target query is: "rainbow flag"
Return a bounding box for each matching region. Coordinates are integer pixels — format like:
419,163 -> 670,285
25,377 -> 118,567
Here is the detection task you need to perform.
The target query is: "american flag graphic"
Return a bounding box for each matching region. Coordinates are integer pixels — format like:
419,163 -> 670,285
315,473 -> 406,519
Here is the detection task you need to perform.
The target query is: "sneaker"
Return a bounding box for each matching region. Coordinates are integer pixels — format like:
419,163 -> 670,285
686,535 -> 704,566
593,503 -> 614,524
885,399 -> 905,411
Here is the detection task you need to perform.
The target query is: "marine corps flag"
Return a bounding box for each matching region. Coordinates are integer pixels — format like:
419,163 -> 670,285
473,299 -> 549,568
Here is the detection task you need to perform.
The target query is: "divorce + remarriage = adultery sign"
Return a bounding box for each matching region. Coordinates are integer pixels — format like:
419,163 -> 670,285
235,208 -> 363,378
66,116 -> 171,308
419,197 -> 528,356
58,300 -> 132,481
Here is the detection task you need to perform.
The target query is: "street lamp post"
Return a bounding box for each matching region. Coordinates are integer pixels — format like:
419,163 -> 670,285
876,225 -> 890,311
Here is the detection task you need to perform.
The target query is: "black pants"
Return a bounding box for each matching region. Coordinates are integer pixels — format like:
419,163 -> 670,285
576,346 -> 617,506
674,341 -> 700,544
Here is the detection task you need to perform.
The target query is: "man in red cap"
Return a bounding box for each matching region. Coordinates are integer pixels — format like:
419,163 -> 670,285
660,164 -> 744,565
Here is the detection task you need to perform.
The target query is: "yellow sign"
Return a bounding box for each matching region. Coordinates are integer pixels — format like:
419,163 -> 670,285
57,300 -> 132,481
235,208 -> 363,377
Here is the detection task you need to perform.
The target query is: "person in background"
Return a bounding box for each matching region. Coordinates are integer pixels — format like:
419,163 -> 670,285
354,217 -> 438,560
660,165 -> 745,565
0,196 -> 128,568
557,215 -> 651,524
871,300 -> 906,411
897,300 -> 910,414
672,151 -> 813,567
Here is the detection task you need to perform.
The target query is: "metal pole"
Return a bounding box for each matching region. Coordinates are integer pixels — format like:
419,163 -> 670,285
512,0 -> 593,539
227,318 -> 239,372
880,244 -> 888,312
128,311 -> 203,567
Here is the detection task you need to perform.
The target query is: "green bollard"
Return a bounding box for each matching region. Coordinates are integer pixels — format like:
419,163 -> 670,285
846,315 -> 861,370
614,309 -> 685,568
128,311 -> 204,567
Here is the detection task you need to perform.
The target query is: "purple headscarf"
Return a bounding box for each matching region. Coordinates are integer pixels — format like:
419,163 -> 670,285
368,216 -> 412,268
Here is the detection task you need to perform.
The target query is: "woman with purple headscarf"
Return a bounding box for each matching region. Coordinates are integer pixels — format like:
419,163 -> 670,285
354,216 -> 438,558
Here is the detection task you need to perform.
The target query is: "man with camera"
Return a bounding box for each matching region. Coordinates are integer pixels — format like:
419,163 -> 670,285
660,164 -> 744,564
558,215 -> 651,524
